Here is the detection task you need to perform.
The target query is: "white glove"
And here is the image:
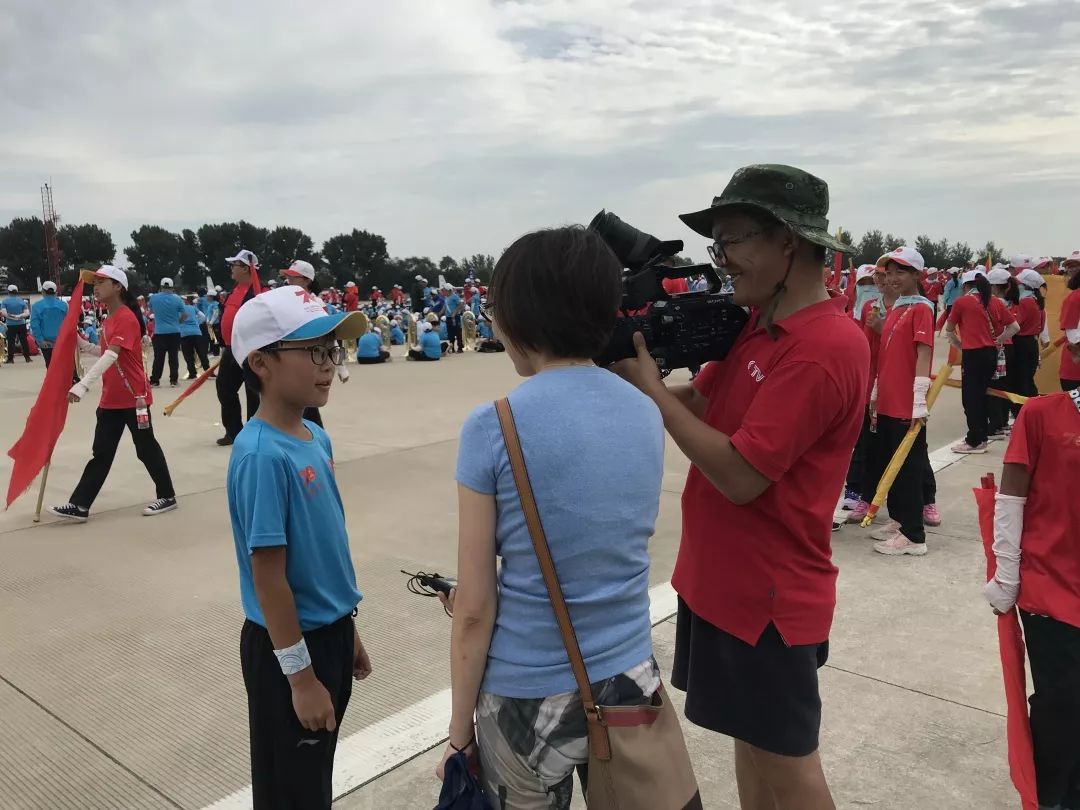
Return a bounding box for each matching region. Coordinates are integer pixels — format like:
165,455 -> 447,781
911,376 -> 930,420
984,578 -> 1019,614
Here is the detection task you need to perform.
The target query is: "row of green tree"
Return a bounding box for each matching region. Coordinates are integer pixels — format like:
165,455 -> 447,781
0,217 -> 496,294
830,230 -> 1007,271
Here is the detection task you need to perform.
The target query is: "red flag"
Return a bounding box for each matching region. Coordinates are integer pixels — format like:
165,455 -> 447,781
6,275 -> 86,509
975,479 -> 1038,810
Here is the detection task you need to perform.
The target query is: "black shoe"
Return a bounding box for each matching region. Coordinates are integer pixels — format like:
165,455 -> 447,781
170,380 -> 178,387
143,497 -> 177,517
24,357 -> 32,363
150,380 -> 160,387
216,435 -> 235,446
48,503 -> 89,523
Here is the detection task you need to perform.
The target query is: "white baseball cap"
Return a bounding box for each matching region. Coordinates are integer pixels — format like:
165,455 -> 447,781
420,322 -> 433,332
215,285 -> 223,291
231,286 -> 368,366
283,260 -> 315,281
855,264 -> 877,282
161,277 -> 174,288
7,284 -> 17,292
226,249 -> 258,267
207,290 -> 218,297
415,275 -> 424,281
95,265 -> 129,289
961,269 -> 986,285
1063,250 -> 1080,267
1017,269 -> 1045,289
1032,256 -> 1053,269
876,246 -> 925,274
987,268 -> 1012,285
267,278 -> 278,287
42,281 -> 57,292
1008,254 -> 1033,270
345,281 -> 356,288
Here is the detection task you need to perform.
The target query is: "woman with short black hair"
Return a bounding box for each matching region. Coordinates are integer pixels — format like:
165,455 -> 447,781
438,226 -> 667,808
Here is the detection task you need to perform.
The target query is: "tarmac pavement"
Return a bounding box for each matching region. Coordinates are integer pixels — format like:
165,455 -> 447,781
0,337 -> 1023,809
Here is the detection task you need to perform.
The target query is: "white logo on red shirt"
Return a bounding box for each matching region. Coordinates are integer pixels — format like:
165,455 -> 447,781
747,360 -> 766,383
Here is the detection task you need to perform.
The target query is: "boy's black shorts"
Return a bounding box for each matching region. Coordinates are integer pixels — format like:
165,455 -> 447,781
671,598 -> 828,758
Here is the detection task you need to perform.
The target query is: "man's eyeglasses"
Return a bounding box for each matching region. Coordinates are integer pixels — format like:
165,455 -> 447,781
265,343 -> 344,366
706,229 -> 767,267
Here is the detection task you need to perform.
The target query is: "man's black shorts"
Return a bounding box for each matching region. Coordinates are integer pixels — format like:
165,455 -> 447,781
670,598 -> 829,757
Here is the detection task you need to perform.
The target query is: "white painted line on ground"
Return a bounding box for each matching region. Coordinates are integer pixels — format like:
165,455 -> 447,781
202,581 -> 681,809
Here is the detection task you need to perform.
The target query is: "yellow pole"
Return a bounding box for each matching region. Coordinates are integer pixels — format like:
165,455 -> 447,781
33,462 -> 51,523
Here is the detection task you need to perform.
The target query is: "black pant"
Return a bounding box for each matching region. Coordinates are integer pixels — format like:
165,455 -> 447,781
70,408 -> 175,509
180,335 -> 210,377
875,415 -> 926,542
1009,335 -> 1040,417
6,324 -> 30,361
988,344 -> 1014,434
447,318 -> 463,352
150,332 -> 181,385
961,346 -> 998,447
216,347 -> 260,439
922,452 -> 936,506
356,351 -> 389,364
408,348 -> 438,361
1019,610 -> 1080,808
241,615 -> 355,810
200,323 -> 215,358
209,324 -> 222,357
476,339 -> 505,353
847,411 -> 871,493
1063,378 -> 1080,392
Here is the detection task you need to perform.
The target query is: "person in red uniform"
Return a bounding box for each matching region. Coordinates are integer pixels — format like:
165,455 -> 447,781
215,249 -> 263,446
48,265 -> 176,521
946,270 -> 1019,453
1059,252 -> 1080,392
370,286 -> 382,305
343,282 -> 359,312
866,247 -> 935,556
615,165 -> 866,810
390,284 -> 405,307
984,388 -> 1080,809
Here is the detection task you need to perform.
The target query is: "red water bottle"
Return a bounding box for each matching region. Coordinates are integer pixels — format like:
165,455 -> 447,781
135,396 -> 150,430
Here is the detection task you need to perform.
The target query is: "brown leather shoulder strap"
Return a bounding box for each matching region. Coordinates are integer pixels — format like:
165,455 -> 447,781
495,398 -> 610,756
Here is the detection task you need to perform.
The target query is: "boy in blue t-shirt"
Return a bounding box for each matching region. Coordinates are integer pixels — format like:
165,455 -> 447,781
407,322 -> 444,361
226,286 -> 372,809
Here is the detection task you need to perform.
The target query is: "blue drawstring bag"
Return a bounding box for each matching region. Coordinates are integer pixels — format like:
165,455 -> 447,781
434,751 -> 491,810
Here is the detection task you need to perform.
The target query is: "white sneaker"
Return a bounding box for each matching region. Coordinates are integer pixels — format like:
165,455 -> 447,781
951,440 -> 989,454
873,531 -> 928,556
870,520 -> 900,541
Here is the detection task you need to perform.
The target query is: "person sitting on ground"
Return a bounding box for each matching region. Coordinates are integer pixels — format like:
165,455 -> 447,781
407,322 -> 443,361
82,317 -> 98,346
356,323 -> 390,364
389,319 -> 405,345
475,317 -> 505,353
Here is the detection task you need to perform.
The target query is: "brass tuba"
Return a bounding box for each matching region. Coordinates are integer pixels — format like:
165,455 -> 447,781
405,312 -> 418,349
345,311 -> 370,362
462,310 -> 477,350
375,314 -> 391,349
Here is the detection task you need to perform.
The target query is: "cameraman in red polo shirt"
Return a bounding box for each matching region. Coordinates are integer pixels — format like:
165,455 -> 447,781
616,165 -> 867,810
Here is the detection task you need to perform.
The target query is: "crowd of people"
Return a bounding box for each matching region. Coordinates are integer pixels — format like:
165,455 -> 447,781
6,162 -> 1080,810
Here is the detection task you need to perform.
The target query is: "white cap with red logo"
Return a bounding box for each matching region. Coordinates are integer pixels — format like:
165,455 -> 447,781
1064,250 -> 1080,267
94,265 -> 129,289
231,286 -> 368,366
855,264 -> 877,282
876,246 -> 925,274
283,260 -> 316,281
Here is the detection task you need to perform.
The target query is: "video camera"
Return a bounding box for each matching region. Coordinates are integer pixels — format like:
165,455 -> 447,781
589,211 -> 748,372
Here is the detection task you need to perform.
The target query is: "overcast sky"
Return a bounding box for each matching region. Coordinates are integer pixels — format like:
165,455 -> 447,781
2,0 -> 1079,265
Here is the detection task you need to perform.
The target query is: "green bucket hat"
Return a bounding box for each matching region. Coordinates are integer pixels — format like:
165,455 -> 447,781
679,164 -> 850,253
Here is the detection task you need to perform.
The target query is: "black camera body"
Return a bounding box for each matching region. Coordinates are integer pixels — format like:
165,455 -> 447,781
589,210 -> 748,371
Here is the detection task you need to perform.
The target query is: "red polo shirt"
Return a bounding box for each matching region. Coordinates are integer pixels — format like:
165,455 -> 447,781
946,293 -> 1015,349
1015,296 -> 1044,336
1005,392 -> 1080,628
875,303 -> 934,420
674,297 -> 870,646
1059,289 -> 1080,382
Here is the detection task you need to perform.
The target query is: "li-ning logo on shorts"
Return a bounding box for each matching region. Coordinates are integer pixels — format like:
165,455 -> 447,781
746,360 -> 766,383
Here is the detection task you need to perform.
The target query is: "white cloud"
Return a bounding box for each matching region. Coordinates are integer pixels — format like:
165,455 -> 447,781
1,0 -> 1078,262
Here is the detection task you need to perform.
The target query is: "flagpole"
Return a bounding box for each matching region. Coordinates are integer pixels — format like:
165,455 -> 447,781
33,463 -> 51,523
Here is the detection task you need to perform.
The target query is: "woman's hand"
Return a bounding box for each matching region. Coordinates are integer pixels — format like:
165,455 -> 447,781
68,392 -> 81,404
438,587 -> 456,617
435,737 -> 477,781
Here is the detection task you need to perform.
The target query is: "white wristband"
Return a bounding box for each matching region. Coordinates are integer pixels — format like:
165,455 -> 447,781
273,637 -> 312,675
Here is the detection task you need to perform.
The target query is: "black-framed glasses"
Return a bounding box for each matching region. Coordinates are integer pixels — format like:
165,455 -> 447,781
480,300 -> 495,320
706,229 -> 768,267
265,343 -> 344,366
